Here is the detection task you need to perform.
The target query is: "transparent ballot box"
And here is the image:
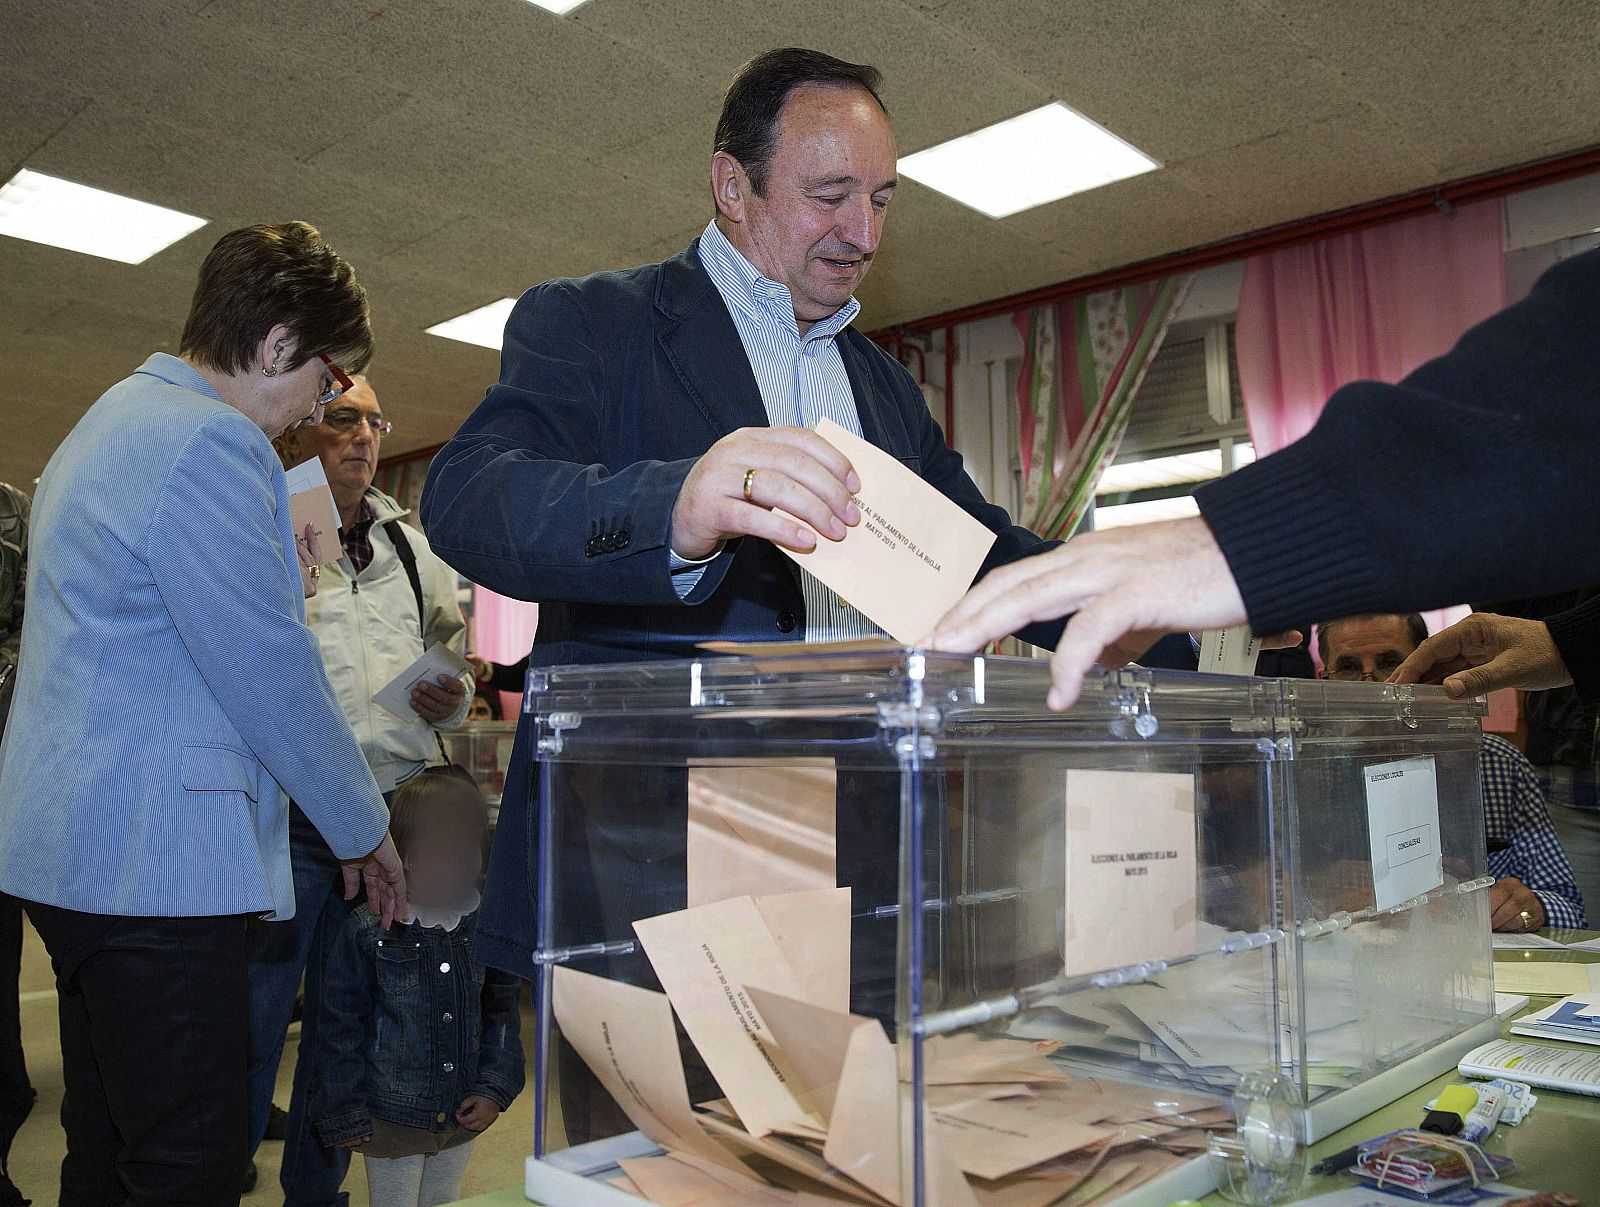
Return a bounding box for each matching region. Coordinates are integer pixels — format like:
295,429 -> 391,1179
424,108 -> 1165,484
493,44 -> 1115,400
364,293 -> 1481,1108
523,649 -> 1494,1207
441,720 -> 517,821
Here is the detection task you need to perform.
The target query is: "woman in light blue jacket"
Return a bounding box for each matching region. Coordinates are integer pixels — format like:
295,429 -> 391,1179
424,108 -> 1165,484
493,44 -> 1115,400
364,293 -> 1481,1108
0,222 -> 406,1207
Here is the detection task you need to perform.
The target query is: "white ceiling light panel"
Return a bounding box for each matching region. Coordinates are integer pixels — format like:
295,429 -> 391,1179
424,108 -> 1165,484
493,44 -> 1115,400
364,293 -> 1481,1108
425,298 -> 519,350
0,169 -> 208,264
898,102 -> 1160,219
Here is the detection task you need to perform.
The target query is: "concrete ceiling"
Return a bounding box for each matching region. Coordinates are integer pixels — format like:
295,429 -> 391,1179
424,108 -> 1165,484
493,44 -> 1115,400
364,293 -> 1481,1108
3,0 -> 1600,488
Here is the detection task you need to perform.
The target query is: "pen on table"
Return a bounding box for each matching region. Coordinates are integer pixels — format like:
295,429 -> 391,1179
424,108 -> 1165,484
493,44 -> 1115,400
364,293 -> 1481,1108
1309,1143 -> 1362,1175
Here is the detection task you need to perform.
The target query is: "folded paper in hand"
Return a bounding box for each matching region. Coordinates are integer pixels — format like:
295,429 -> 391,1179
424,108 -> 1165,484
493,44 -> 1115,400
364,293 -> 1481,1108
778,419 -> 997,644
285,457 -> 343,566
371,642 -> 471,720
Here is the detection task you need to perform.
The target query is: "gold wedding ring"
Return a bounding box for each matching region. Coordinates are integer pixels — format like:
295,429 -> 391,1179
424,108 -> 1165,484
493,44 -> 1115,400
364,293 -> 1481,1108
308,564 -> 321,579
743,467 -> 757,502
1520,909 -> 1533,930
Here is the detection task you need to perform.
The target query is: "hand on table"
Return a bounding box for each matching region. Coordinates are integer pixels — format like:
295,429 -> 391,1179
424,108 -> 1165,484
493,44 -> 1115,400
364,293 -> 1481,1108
670,426 -> 861,560
411,672 -> 467,722
1390,613 -> 1572,698
341,832 -> 407,930
1489,876 -> 1546,932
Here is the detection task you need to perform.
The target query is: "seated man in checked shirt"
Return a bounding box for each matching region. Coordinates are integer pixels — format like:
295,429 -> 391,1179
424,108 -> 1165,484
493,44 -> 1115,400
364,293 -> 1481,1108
1320,613 -> 1586,931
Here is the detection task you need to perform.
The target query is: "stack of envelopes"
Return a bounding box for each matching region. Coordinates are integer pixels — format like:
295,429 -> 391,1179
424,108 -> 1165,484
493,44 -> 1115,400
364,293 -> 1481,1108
553,888 -> 1234,1207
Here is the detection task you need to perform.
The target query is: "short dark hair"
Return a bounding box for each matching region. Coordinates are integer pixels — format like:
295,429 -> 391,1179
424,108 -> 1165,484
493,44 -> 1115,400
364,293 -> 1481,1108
1317,612 -> 1430,664
387,770 -> 489,866
179,221 -> 373,376
714,48 -> 887,197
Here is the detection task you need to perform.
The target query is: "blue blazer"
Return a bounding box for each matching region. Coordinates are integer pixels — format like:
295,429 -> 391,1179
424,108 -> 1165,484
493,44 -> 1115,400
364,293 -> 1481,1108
421,243 -> 1061,973
0,355 -> 390,920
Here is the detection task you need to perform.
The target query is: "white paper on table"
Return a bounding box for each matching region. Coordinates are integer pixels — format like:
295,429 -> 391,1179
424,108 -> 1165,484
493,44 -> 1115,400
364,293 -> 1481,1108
1363,755 -> 1443,912
1063,769 -> 1197,978
1565,936 -> 1600,951
1492,932 -> 1570,950
371,641 -> 471,720
1196,624 -> 1260,676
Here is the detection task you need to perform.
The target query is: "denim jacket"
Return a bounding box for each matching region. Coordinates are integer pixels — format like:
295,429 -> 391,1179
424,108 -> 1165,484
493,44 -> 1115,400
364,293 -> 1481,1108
312,906 -> 525,1146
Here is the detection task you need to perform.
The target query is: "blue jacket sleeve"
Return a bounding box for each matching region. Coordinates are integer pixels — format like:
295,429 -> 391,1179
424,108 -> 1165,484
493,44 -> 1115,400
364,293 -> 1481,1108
140,412 -> 388,860
421,281 -> 733,608
471,968 -> 526,1109
311,915 -> 378,1147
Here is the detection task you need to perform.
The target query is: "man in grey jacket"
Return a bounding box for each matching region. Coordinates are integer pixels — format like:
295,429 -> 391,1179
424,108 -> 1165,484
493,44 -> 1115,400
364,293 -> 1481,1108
252,376 -> 470,1206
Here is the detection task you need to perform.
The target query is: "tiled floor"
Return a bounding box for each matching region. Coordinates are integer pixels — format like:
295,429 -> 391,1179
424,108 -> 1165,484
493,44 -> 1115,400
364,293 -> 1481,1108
9,920 -> 538,1207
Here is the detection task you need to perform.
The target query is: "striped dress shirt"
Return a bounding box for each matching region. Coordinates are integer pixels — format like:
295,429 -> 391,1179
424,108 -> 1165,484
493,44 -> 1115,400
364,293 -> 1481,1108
1481,733 -> 1587,927
673,220 -> 884,643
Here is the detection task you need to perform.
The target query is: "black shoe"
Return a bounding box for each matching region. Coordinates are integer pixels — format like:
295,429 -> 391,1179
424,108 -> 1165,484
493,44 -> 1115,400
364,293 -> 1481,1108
241,1160 -> 257,1196
264,1103 -> 289,1142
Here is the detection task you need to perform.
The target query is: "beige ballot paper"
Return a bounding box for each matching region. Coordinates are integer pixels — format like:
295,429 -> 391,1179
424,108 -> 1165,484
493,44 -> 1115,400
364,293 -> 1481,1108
284,456 -> 343,565
550,966 -> 745,1172
633,890 -> 850,1138
687,760 -> 837,909
1063,770 -> 1197,978
779,418 -> 997,644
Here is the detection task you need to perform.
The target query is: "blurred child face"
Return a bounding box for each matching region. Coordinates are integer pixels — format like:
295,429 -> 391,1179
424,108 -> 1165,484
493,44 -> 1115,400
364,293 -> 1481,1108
403,816 -> 486,909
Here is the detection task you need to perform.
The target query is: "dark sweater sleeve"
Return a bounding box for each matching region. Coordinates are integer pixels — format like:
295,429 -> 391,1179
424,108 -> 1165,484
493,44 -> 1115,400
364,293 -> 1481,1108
1546,596 -> 1600,703
1195,246 -> 1600,635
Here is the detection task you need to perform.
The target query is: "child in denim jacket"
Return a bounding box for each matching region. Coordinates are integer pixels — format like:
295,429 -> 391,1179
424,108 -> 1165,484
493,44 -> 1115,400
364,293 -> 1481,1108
313,772 -> 524,1206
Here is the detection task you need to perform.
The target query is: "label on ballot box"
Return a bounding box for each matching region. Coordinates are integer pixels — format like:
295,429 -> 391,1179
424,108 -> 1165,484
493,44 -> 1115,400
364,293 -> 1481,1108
1363,755 -> 1443,911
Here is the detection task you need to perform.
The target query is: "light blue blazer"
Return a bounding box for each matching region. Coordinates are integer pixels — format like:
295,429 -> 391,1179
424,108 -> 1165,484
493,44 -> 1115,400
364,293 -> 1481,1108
0,354 -> 389,920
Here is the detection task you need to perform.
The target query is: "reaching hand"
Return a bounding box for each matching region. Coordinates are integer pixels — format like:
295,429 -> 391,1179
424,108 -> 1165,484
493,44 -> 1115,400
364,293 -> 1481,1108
928,517 -> 1250,709
341,832 -> 407,930
1389,613 -> 1572,698
670,426 -> 861,560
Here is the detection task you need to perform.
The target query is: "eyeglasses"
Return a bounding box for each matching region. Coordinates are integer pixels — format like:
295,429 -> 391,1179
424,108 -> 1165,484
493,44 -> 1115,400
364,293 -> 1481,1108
321,407 -> 393,437
317,355 -> 355,408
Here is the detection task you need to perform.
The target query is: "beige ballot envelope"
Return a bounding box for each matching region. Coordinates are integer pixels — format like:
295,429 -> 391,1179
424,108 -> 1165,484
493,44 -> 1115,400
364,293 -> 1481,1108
632,889 -> 851,1138
284,456 -> 343,565
1062,770 -> 1198,979
550,966 -> 747,1172
779,419 -> 997,644
687,760 -> 837,909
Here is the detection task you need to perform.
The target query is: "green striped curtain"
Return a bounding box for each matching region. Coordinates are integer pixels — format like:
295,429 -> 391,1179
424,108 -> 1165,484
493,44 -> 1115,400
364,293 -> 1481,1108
1013,273 -> 1191,539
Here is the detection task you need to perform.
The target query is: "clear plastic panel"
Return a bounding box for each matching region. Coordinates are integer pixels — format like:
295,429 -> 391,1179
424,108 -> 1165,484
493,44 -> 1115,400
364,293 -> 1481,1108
525,650 -> 1489,1206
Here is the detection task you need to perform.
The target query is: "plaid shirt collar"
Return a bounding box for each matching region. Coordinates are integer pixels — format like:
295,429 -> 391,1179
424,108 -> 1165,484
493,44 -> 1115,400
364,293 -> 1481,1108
341,496 -> 379,575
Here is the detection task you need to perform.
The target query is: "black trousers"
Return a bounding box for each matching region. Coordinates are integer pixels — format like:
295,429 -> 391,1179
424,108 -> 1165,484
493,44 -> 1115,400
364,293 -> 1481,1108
0,892 -> 32,1199
24,901 -> 249,1207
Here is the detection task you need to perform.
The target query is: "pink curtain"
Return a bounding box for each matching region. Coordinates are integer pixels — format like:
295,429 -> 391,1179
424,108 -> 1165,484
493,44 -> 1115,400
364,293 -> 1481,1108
1235,199 -> 1506,455
1236,200 -> 1506,637
471,586 -> 538,718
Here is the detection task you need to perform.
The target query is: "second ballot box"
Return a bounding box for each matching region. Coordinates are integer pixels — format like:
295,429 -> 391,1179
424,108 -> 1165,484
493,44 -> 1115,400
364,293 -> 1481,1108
520,647 -> 1497,1206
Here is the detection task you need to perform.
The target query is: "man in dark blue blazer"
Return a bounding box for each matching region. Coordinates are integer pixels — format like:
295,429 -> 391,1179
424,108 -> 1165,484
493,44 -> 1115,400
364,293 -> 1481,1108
422,49 -> 1060,980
